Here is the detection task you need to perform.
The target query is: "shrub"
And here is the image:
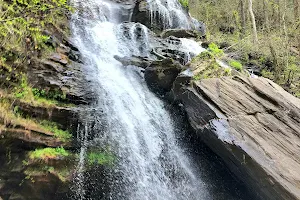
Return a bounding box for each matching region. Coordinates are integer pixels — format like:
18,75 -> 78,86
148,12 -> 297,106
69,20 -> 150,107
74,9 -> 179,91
179,0 -> 189,8
29,147 -> 69,160
40,120 -> 72,142
229,60 -> 243,71
224,67 -> 231,76
208,43 -> 224,57
87,151 -> 115,165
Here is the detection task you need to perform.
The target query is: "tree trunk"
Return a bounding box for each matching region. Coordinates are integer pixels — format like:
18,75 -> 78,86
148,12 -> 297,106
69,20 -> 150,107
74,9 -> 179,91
248,0 -> 258,44
263,0 -> 269,32
240,0 -> 246,35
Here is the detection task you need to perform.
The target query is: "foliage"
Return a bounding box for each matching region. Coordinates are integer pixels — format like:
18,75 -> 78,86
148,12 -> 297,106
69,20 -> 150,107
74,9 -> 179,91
87,151 -> 115,165
0,0 -> 73,51
0,0 -> 73,89
29,147 -> 69,160
179,0 -> 189,8
208,43 -> 224,57
224,67 -> 232,76
39,120 -> 72,141
13,74 -> 67,106
189,0 -> 300,97
229,60 -> 243,71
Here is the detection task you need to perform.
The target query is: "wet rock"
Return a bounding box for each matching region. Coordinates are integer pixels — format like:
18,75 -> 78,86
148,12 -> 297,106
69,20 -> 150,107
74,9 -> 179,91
118,22 -> 190,64
12,100 -> 78,130
0,127 -> 71,149
172,76 -> 300,200
49,53 -> 69,66
114,55 -> 153,68
144,58 -> 183,95
160,29 -> 198,39
27,58 -> 96,105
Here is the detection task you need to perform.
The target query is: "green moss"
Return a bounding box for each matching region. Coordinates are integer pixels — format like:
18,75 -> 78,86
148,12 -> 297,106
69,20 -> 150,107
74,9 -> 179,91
13,74 -> 71,107
229,60 -> 243,71
24,165 -> 72,182
40,120 -> 72,142
29,147 -> 69,160
224,67 -> 232,76
87,151 -> 115,166
179,0 -> 189,8
208,43 -> 224,57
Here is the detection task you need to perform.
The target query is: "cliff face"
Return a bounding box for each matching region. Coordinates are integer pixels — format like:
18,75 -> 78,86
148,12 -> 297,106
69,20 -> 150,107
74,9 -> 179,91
170,74 -> 300,200
0,1 -> 94,198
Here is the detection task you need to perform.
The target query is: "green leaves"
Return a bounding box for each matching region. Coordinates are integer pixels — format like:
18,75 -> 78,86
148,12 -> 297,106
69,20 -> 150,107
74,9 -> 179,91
0,0 -> 73,53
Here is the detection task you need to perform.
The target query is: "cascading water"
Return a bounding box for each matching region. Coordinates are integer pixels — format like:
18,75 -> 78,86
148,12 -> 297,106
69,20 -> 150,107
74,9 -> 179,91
69,0 -> 254,200
147,0 -> 191,29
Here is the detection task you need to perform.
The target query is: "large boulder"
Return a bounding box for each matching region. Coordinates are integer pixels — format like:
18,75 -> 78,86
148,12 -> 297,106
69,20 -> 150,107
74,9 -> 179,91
144,58 -> 183,95
172,76 -> 300,200
160,29 -> 199,39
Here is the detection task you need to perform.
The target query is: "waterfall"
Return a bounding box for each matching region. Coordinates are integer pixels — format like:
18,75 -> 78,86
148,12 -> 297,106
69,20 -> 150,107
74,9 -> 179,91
69,0 -> 253,200
147,0 -> 191,29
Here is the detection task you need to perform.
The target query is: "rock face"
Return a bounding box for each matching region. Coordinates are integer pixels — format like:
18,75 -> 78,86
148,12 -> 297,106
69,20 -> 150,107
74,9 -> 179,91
160,29 -> 199,38
172,76 -> 300,200
145,58 -> 183,95
27,33 -> 96,105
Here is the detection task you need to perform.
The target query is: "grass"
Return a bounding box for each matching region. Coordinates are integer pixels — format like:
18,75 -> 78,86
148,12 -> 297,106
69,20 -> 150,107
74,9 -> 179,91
29,147 -> 69,160
87,151 -> 115,165
179,0 -> 189,8
229,60 -> 243,71
0,97 -> 72,142
0,99 -> 41,130
208,43 -> 224,57
24,165 -> 72,183
13,74 -> 71,107
39,120 -> 72,142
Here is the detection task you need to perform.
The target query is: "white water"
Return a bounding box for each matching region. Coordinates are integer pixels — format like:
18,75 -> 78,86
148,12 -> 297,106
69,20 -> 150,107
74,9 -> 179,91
147,0 -> 192,29
70,0 -> 210,199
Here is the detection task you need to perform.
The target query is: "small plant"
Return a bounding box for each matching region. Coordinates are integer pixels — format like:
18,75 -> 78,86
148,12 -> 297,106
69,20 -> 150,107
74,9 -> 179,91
229,60 -> 243,71
40,120 -> 72,142
179,0 -> 189,8
198,51 -> 214,60
14,75 -> 31,98
208,43 -> 224,57
193,74 -> 201,80
224,67 -> 232,76
29,147 -> 69,160
87,151 -> 115,165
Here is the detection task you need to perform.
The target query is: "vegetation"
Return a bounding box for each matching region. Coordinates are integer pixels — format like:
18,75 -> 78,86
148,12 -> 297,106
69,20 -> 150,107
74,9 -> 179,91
0,0 -> 73,92
229,60 -> 243,71
13,74 -> 68,107
191,51 -> 232,80
39,120 -> 72,141
87,150 -> 115,166
29,147 -> 69,160
190,0 -> 300,97
208,43 -> 224,57
0,98 -> 40,129
179,0 -> 189,8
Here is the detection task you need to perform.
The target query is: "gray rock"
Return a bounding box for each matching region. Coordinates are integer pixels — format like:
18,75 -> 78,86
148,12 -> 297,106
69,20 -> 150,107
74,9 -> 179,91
160,29 -> 199,39
114,55 -> 153,68
144,58 -> 183,95
172,76 -> 300,200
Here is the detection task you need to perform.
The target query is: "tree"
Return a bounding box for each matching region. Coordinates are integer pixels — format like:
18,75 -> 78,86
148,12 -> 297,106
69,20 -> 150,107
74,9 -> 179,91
248,0 -> 258,44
